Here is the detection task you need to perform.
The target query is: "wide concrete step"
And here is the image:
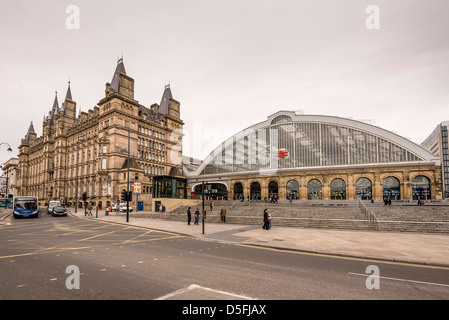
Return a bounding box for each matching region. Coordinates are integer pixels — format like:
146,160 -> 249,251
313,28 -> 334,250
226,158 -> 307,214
131,211 -> 449,234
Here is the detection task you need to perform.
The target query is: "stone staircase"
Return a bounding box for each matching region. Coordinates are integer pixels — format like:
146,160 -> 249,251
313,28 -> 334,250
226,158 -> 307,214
132,200 -> 449,234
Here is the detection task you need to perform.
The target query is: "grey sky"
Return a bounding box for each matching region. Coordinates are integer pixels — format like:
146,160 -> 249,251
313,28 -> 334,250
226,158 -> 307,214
1,0 -> 448,168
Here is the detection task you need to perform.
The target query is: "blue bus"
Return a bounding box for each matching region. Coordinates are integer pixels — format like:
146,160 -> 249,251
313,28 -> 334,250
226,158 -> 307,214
0,197 -> 13,209
13,196 -> 39,218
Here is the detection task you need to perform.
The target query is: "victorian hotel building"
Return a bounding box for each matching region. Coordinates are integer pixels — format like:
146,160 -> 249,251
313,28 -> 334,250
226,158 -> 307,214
17,59 -> 184,209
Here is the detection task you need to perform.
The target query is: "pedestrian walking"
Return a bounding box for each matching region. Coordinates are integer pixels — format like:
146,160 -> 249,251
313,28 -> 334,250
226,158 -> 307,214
262,208 -> 269,230
210,201 -> 214,211
194,209 -> 200,225
187,207 -> 191,225
268,212 -> 272,230
88,204 -> 92,216
220,206 -> 226,223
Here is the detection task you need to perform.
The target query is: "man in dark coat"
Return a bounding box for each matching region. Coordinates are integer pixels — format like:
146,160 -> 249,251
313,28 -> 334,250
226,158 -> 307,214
187,207 -> 191,225
263,209 -> 269,230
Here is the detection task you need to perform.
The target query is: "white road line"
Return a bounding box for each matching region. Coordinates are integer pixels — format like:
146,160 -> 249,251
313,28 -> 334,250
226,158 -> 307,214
348,272 -> 449,288
155,284 -> 254,300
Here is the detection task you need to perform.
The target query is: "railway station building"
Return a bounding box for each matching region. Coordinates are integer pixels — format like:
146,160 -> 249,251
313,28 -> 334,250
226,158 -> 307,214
184,111 -> 442,202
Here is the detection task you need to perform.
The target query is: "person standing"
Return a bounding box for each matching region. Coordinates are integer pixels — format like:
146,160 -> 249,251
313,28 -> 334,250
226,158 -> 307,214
220,206 -> 226,223
268,211 -> 272,229
194,208 -> 200,225
263,208 -> 269,230
187,207 -> 191,225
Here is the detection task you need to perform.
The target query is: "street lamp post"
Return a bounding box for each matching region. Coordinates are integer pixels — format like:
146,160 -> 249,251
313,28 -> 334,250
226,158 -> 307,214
202,181 -> 205,235
0,142 -> 13,153
116,125 -> 130,223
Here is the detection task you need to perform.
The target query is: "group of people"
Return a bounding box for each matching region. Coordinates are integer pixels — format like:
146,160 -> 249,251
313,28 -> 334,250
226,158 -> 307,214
186,207 -> 200,225
186,206 -> 228,225
187,205 -> 273,229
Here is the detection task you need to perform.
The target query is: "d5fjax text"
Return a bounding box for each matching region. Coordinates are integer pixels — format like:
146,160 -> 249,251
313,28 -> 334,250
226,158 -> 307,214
227,305 -> 266,316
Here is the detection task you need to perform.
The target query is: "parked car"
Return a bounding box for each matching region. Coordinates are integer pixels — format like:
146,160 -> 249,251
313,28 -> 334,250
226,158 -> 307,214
119,203 -> 133,212
52,206 -> 67,217
48,200 -> 61,214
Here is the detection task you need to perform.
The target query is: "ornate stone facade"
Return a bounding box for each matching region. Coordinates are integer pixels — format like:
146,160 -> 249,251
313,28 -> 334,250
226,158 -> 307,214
17,58 -> 184,209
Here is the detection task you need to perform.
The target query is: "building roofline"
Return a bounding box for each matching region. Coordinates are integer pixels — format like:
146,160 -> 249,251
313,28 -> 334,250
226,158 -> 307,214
192,111 -> 439,176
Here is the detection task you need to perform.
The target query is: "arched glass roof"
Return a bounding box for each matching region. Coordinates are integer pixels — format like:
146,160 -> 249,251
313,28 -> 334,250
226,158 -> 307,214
192,111 -> 438,176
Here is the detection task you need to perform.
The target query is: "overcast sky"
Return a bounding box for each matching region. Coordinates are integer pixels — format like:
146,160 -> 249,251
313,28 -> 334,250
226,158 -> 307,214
1,0 -> 448,170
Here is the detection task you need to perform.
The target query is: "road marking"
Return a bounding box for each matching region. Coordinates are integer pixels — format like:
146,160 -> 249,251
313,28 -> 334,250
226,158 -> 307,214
348,272 -> 449,288
155,284 -> 254,300
78,227 -> 131,242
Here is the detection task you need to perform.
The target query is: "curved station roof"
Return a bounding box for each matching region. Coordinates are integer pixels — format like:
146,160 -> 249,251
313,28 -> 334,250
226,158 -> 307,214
186,111 -> 438,178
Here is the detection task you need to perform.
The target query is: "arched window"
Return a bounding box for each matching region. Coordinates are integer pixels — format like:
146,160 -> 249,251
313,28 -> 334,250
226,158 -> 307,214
268,181 -> 278,198
250,182 -> 261,200
286,180 -> 299,200
233,183 -> 243,200
307,179 -> 322,200
356,177 -> 372,200
383,176 -> 401,200
412,175 -> 431,200
330,178 -> 346,200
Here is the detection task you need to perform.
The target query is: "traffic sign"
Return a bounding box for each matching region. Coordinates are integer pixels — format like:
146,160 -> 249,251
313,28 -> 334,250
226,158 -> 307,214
134,182 -> 141,195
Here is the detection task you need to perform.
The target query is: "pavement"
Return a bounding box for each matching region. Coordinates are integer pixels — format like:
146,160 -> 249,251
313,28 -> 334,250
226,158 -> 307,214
64,207 -> 449,268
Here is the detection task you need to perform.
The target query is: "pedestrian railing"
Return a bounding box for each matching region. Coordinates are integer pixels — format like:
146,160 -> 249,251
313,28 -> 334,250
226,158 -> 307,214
358,199 -> 380,231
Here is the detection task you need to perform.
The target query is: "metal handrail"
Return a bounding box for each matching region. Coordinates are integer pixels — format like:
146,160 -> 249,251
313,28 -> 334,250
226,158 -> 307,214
358,199 -> 380,230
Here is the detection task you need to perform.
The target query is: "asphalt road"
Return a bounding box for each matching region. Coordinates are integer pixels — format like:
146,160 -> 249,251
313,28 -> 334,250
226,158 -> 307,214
1,208 -> 448,304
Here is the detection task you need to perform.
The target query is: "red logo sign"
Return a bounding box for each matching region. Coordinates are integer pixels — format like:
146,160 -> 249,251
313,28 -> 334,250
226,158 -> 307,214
276,150 -> 289,159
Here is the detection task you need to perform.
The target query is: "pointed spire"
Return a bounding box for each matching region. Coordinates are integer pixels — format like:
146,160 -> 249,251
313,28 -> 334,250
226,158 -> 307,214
61,80 -> 72,111
159,84 -> 173,115
28,121 -> 35,134
65,80 -> 73,101
110,57 -> 126,92
24,121 -> 35,144
49,91 -> 59,120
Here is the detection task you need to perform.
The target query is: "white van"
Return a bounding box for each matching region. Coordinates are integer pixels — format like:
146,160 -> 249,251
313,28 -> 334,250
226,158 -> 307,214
48,200 -> 61,214
119,203 -> 133,212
